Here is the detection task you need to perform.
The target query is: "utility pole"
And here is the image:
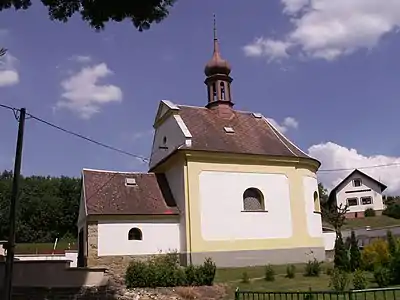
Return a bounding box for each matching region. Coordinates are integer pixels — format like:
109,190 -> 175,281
3,108 -> 26,300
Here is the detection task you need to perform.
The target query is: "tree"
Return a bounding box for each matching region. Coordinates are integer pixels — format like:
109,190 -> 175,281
318,182 -> 329,206
0,48 -> 6,57
387,230 -> 397,257
323,203 -> 349,234
349,230 -> 361,271
334,232 -> 350,271
0,1 -> 177,31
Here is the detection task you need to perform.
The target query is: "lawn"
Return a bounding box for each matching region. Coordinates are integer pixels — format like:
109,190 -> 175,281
215,262 -> 333,283
343,216 -> 400,230
14,240 -> 77,254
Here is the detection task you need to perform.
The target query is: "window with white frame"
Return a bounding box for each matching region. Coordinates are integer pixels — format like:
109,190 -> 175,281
361,196 -> 373,205
353,178 -> 362,187
347,198 -> 358,206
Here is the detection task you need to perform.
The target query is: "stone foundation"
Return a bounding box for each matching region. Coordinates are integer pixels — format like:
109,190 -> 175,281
87,222 -> 325,277
345,210 -> 383,219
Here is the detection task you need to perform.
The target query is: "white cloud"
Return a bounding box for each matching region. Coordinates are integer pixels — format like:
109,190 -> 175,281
268,116 -> 299,133
244,38 -> 290,61
309,142 -> 400,194
0,53 -> 19,87
70,55 -> 92,63
244,0 -> 400,61
56,63 -> 123,119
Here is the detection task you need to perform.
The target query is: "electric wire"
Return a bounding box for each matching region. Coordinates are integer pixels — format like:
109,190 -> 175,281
1,103 -> 400,172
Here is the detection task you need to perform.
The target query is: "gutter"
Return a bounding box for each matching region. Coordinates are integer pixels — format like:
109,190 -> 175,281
185,156 -> 193,265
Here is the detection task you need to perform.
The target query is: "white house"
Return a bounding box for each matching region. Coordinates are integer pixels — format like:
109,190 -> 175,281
329,169 -> 387,218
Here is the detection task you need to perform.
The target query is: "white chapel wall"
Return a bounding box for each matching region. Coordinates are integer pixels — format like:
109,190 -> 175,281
97,219 -> 180,256
198,171 -> 292,241
150,115 -> 188,169
336,173 -> 384,213
303,176 -> 323,238
165,163 -> 187,252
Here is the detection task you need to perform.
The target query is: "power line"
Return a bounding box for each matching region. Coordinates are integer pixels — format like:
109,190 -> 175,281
2,104 -> 400,172
0,103 -> 149,163
318,162 -> 400,173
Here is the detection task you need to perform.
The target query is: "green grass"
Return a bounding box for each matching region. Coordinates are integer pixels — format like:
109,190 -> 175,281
15,240 -> 77,254
215,262 -> 333,283
343,216 -> 400,230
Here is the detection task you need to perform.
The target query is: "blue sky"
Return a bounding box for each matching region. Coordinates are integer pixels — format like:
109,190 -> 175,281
1,0 -> 400,193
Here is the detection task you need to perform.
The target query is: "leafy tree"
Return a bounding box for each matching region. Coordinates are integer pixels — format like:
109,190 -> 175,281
0,170 -> 81,243
0,48 -> 6,57
349,230 -> 361,271
318,182 -> 329,207
0,0 -> 177,31
323,203 -> 349,234
334,232 -> 350,271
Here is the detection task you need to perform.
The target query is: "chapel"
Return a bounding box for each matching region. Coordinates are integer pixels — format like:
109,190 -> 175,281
77,18 -> 324,273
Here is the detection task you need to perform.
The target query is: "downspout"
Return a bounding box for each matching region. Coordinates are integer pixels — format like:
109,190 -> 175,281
185,157 -> 193,265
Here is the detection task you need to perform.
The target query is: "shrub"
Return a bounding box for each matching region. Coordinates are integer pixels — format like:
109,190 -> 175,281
352,269 -> 368,290
286,264 -> 296,278
264,264 -> 275,281
364,208 -> 376,217
329,268 -> 350,291
325,266 -> 333,276
389,250 -> 400,284
125,253 -> 216,288
304,258 -> 322,277
373,266 -> 391,287
349,231 -> 361,271
383,203 -> 400,219
241,271 -> 250,283
334,233 -> 350,271
361,239 -> 390,271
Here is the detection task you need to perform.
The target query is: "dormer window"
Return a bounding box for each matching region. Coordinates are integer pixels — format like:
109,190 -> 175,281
224,126 -> 234,133
125,178 -> 137,186
353,178 -> 362,187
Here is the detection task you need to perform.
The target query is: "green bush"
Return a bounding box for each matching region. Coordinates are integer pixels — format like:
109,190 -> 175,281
241,271 -> 250,284
364,208 -> 376,217
387,230 -> 398,257
373,266 -> 392,287
125,253 -> 216,288
361,239 -> 390,271
383,203 -> 400,219
304,258 -> 322,277
329,268 -> 350,291
389,250 -> 400,284
325,266 -> 333,276
264,264 -> 275,281
286,264 -> 296,278
352,269 -> 368,290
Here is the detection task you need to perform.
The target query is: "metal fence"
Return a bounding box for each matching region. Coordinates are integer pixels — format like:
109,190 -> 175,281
235,287 -> 400,300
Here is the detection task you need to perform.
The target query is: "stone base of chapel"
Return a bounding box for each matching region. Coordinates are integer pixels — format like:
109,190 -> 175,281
87,247 -> 325,278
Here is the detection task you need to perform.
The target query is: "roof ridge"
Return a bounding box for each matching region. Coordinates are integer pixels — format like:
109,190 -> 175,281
82,168 -> 153,175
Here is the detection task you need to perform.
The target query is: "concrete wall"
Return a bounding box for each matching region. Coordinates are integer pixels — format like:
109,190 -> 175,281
303,176 -> 323,238
323,231 -> 336,251
0,260 -> 108,288
336,172 -> 384,214
14,250 -> 78,267
198,171 -> 293,240
97,219 -> 180,256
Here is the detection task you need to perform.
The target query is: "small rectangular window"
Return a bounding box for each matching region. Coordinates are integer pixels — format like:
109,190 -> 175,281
347,198 -> 358,206
353,179 -> 362,187
125,178 -> 137,186
361,197 -> 373,205
223,127 -> 235,133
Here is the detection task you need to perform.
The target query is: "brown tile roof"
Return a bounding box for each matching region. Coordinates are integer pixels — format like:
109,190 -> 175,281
177,105 -> 315,161
82,169 -> 178,216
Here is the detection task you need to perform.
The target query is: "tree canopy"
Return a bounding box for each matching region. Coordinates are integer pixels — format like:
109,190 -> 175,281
0,170 -> 81,243
0,0 -> 177,31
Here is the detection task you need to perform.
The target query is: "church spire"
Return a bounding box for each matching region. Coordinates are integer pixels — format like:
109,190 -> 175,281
204,14 -> 234,109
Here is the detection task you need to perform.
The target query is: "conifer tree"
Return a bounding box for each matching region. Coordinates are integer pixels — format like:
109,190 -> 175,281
387,230 -> 397,256
334,232 -> 350,271
349,230 -> 361,271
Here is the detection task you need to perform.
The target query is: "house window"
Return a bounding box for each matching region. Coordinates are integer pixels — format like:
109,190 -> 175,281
313,191 -> 320,212
243,188 -> 265,211
128,228 -> 142,240
347,198 -> 358,206
353,179 -> 362,187
361,197 -> 373,205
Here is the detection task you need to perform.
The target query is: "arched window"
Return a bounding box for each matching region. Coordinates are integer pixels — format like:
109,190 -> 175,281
243,188 -> 265,211
220,82 -> 225,100
128,228 -> 142,240
212,83 -> 217,101
314,191 -> 320,212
